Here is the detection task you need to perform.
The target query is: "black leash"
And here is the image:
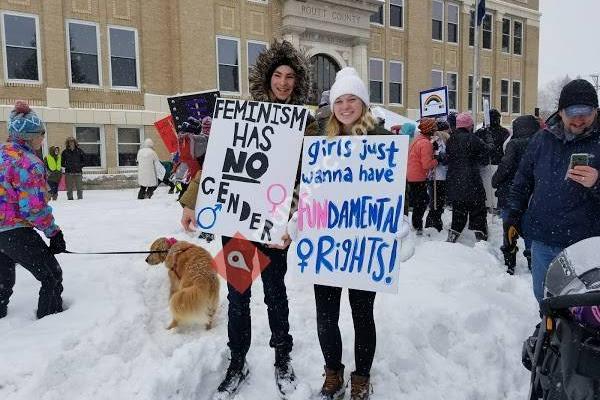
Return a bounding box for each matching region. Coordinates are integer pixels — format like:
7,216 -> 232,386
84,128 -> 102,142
64,250 -> 168,255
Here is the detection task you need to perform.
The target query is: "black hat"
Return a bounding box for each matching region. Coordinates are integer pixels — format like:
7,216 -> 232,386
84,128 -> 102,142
558,79 -> 598,110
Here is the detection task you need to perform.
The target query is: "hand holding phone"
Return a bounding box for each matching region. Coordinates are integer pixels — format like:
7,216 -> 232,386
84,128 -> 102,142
566,153 -> 598,187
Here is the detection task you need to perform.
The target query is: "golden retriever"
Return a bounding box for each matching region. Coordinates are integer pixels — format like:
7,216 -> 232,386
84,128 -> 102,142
146,237 -> 220,330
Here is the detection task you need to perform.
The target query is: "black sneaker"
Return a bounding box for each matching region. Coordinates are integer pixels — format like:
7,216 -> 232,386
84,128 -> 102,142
213,361 -> 249,400
274,351 -> 296,399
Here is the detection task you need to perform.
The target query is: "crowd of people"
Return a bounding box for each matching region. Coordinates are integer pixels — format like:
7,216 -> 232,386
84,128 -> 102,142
1,38 -> 599,400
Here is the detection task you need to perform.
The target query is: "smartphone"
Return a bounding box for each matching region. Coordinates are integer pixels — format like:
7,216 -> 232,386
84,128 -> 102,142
534,107 -> 540,117
569,153 -> 591,169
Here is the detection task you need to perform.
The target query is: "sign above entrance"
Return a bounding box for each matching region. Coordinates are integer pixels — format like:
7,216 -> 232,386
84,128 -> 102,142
283,0 -> 374,30
419,86 -> 449,118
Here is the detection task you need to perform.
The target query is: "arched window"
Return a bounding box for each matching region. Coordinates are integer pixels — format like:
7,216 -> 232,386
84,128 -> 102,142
308,54 -> 340,105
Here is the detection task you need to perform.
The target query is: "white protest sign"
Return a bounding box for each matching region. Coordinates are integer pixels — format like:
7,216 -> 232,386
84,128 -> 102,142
419,86 -> 449,118
195,98 -> 308,245
291,135 -> 409,293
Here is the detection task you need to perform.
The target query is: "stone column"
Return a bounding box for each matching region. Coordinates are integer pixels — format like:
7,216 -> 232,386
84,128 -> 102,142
351,38 -> 369,84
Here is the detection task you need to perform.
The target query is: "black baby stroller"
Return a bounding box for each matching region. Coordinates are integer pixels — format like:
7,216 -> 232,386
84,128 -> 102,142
523,237 -> 600,400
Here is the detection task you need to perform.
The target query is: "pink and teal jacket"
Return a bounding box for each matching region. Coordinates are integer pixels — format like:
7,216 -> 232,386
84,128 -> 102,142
0,140 -> 59,238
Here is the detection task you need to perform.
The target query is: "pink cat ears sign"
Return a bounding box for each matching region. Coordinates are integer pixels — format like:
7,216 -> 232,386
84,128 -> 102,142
195,98 -> 308,245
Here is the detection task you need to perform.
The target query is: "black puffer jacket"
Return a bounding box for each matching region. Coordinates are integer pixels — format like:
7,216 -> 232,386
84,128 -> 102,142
445,127 -> 488,204
61,147 -> 86,173
491,115 -> 539,209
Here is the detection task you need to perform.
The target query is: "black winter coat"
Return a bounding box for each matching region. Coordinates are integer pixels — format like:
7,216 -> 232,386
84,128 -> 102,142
491,115 -> 539,209
475,124 -> 510,165
61,147 -> 86,173
445,128 -> 488,204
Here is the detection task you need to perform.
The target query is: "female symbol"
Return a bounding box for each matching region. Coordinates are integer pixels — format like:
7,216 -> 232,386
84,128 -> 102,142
267,184 -> 288,215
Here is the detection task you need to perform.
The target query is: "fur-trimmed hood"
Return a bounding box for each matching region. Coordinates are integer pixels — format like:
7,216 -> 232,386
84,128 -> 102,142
248,40 -> 311,105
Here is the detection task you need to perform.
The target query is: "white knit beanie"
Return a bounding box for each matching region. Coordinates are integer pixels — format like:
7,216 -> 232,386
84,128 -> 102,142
329,67 -> 370,109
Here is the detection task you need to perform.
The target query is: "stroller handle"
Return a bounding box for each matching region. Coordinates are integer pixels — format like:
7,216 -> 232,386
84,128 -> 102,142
541,291 -> 600,315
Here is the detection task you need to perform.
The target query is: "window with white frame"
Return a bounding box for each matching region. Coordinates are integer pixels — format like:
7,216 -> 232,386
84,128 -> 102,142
217,37 -> 240,93
247,41 -> 267,81
469,11 -> 475,46
500,79 -> 509,113
447,3 -> 459,43
468,75 -> 473,110
117,127 -> 142,167
432,0 -> 443,41
502,18 -> 511,53
447,72 -> 458,110
2,12 -> 40,81
369,58 -> 384,104
75,126 -> 103,168
481,77 -> 491,109
431,70 -> 443,88
370,3 -> 384,25
109,26 -> 139,88
390,0 -> 404,28
389,61 -> 403,104
512,81 -> 521,114
67,21 -> 100,86
482,14 -> 492,49
513,20 -> 523,55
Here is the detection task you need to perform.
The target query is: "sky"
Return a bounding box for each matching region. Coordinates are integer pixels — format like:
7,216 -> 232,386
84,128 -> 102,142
538,0 -> 600,88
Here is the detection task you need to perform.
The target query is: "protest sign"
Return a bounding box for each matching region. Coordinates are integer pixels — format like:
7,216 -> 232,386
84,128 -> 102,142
167,90 -> 219,133
291,135 -> 409,293
420,86 -> 449,118
195,98 -> 309,245
154,115 -> 178,153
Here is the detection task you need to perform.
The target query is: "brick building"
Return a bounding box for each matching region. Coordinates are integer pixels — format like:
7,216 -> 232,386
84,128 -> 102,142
0,0 -> 540,173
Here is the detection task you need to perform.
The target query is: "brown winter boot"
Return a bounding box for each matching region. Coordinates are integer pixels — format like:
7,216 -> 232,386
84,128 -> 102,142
319,366 -> 345,400
350,372 -> 371,400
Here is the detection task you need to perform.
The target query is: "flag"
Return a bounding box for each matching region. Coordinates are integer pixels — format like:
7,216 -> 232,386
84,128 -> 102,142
476,0 -> 486,26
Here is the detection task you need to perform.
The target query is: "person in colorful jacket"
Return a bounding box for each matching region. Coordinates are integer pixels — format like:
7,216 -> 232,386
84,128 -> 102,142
0,101 -> 67,319
44,146 -> 62,200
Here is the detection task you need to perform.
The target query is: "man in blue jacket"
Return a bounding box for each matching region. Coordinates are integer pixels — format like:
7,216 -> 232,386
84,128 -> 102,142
506,79 -> 600,304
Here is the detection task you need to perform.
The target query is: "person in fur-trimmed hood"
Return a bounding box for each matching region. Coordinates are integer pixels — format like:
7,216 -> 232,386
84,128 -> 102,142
179,39 -> 311,399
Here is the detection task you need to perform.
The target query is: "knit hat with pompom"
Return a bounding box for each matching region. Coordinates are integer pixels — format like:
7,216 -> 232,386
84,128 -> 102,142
7,100 -> 46,140
329,67 -> 370,109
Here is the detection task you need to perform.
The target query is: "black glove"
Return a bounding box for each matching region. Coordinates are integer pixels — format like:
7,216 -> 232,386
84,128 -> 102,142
49,231 -> 67,254
503,211 -> 522,246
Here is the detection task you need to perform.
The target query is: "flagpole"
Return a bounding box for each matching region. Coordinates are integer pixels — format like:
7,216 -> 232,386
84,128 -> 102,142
472,7 -> 480,127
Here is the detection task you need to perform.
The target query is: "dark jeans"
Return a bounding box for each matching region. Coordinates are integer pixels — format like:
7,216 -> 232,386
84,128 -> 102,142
65,173 -> 83,200
0,228 -> 63,318
48,180 -> 59,199
450,199 -> 488,235
314,284 -> 377,377
137,186 -> 157,199
222,236 -> 293,360
425,180 -> 447,232
408,182 -> 429,230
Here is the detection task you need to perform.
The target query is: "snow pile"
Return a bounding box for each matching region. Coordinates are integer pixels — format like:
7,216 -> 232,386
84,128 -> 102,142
0,189 -> 539,399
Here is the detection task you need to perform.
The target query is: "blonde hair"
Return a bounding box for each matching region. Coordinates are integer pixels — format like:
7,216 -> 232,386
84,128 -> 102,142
326,105 -> 376,138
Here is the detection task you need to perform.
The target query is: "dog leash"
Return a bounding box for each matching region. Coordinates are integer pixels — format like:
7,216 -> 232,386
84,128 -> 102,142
64,250 -> 168,255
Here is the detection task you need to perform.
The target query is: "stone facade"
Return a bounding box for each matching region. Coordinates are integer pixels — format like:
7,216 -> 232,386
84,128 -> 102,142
0,0 -> 540,173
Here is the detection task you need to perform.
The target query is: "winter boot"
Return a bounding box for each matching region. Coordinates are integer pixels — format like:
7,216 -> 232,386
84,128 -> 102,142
319,366 -> 345,400
474,230 -> 488,242
274,349 -> 296,398
524,249 -> 532,272
350,373 -> 371,400
501,244 -> 517,275
446,229 -> 460,243
213,356 -> 249,400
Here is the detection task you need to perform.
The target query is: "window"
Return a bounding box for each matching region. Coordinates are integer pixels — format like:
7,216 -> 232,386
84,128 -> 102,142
468,75 -> 473,110
389,61 -> 403,105
75,126 -> 103,168
513,21 -> 523,55
502,18 -> 511,53
370,3 -> 384,25
216,37 -> 240,93
369,58 -> 384,104
512,81 -> 521,114
390,0 -> 403,28
500,79 -> 509,113
447,72 -> 458,110
67,21 -> 100,86
432,0 -> 443,41
447,3 -> 459,43
2,12 -> 40,81
431,70 -> 443,88
109,26 -> 139,88
482,14 -> 492,49
117,127 -> 142,167
481,77 -> 491,109
469,11 -> 475,46
247,41 -> 267,80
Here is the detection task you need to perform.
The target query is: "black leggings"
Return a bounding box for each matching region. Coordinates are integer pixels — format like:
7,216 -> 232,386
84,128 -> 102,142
408,182 -> 429,230
314,284 -> 377,376
0,228 -> 63,318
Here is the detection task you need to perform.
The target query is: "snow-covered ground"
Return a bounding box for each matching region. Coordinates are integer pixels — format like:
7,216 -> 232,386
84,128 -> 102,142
0,188 -> 539,400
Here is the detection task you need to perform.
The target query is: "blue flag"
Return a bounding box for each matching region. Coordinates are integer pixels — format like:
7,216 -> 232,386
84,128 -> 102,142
477,0 -> 486,26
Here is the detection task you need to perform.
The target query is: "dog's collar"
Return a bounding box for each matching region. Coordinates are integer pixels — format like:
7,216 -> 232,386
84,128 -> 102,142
166,237 -> 177,246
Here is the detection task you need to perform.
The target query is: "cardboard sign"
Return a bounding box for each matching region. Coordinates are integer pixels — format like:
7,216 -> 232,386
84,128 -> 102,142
168,90 -> 220,133
195,99 -> 309,245
420,86 -> 449,118
292,135 -> 409,293
154,115 -> 178,153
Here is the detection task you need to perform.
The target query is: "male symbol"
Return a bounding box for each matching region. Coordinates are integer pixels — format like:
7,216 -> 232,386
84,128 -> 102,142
196,203 -> 223,229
